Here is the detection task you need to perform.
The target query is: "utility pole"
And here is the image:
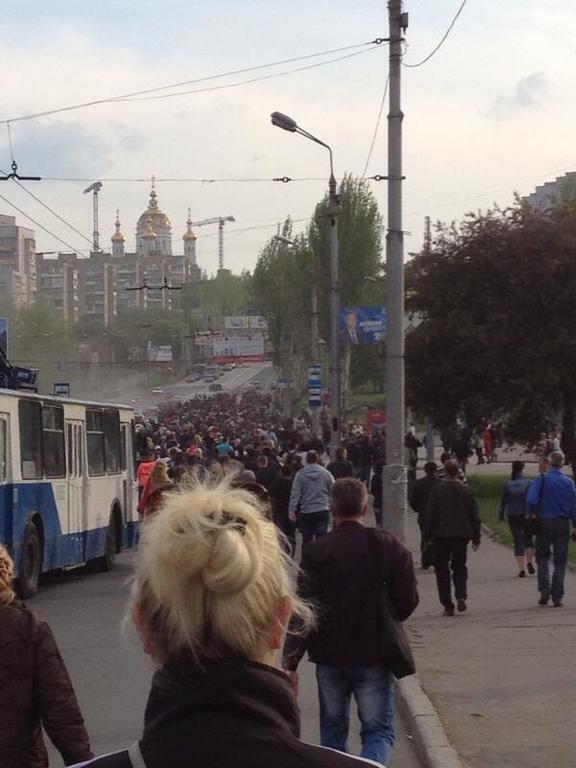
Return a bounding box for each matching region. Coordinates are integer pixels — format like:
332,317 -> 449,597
383,0 -> 408,541
423,215 -> 435,461
328,174 -> 341,457
310,280 -> 320,436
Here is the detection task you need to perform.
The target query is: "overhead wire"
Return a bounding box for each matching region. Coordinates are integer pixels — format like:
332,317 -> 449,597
119,46 -> 382,103
361,74 -> 389,178
0,192 -> 85,256
0,39 -> 385,125
403,0 -> 469,68
0,170 -> 94,246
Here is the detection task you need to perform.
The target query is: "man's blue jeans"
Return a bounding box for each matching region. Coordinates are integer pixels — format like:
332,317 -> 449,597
536,517 -> 570,602
316,664 -> 395,766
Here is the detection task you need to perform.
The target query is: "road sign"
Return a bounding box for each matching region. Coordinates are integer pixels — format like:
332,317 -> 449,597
53,382 -> 71,397
308,364 -> 322,408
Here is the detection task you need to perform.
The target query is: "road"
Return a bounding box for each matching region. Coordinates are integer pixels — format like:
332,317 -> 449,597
135,361 -> 276,411
36,554 -> 421,767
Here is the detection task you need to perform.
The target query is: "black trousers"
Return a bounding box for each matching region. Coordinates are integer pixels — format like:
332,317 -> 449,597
433,538 -> 469,608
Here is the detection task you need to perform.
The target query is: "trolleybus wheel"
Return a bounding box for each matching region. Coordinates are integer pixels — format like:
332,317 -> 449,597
17,522 -> 42,598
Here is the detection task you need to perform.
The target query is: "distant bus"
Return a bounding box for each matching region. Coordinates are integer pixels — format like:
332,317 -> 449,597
0,390 -> 138,597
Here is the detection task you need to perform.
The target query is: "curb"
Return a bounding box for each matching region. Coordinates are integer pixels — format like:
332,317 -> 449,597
397,675 -> 465,768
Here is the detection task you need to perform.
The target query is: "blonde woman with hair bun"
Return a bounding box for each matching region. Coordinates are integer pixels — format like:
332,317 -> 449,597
0,545 -> 92,768
78,482 -> 373,768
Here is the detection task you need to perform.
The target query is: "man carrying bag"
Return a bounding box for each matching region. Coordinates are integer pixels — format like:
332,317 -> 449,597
283,479 -> 419,767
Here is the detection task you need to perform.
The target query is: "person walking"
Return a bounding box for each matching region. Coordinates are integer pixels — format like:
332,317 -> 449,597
0,545 -> 93,768
327,446 -> 355,480
409,461 -> 439,569
498,460 -> 535,578
79,482 -> 372,768
270,465 -> 296,555
288,451 -> 334,544
283,479 -> 418,766
369,458 -> 385,529
137,462 -> 174,519
526,451 -> 576,607
425,459 -> 481,616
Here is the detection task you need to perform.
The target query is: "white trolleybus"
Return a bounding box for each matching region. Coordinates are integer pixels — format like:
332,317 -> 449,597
0,390 -> 138,597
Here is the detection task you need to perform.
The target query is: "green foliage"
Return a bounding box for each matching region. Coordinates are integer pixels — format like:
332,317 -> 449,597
181,270 -> 254,328
252,175 -> 384,394
406,199 -> 576,459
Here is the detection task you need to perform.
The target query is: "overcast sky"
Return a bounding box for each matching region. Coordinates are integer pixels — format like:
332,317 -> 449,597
1,0 -> 574,275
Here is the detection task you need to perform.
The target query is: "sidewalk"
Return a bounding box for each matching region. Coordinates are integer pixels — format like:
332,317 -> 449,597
404,511 -> 576,768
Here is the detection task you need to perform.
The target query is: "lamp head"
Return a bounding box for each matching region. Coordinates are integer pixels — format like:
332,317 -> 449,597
271,111 -> 298,132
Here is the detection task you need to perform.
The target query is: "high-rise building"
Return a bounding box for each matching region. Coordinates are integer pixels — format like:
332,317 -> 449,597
36,253 -> 79,324
0,214 -> 37,305
523,171 -> 576,210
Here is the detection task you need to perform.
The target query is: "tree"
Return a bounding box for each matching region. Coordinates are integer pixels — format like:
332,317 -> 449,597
406,198 -> 576,467
252,176 -> 385,401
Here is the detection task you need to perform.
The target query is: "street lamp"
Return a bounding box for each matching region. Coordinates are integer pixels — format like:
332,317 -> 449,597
270,111 -> 341,456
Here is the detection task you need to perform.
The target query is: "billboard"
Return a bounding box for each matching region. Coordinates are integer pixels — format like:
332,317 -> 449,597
225,315 -> 269,331
212,335 -> 264,358
339,306 -> 386,345
147,344 -> 173,362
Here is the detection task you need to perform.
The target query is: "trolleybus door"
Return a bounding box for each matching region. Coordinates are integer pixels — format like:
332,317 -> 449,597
66,421 -> 84,558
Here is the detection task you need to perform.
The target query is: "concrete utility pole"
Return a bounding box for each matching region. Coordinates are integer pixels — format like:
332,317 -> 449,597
382,0 -> 408,541
310,280 -> 320,436
328,173 -> 341,456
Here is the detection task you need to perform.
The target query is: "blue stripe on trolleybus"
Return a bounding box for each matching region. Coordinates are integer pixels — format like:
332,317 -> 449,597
1,482 -> 137,575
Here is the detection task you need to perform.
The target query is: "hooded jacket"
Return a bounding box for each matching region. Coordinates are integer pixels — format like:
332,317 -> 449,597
0,599 -> 92,768
71,658 -> 380,768
288,463 -> 334,516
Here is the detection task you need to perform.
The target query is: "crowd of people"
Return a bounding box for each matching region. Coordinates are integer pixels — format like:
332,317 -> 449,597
4,386 -> 576,768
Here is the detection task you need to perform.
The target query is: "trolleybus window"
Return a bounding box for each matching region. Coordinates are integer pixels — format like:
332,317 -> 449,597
43,404 -> 65,478
19,400 -> 43,479
103,409 -> 121,474
86,408 -> 105,475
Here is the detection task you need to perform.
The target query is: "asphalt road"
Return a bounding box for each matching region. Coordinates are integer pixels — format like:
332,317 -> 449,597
35,553 -> 421,768
135,361 -> 276,411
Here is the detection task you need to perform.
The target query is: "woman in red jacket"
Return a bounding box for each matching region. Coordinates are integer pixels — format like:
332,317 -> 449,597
0,545 -> 92,768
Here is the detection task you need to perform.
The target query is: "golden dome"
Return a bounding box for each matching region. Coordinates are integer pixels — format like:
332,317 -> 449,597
136,178 -> 171,233
142,215 -> 157,240
111,209 -> 125,242
183,208 -> 197,241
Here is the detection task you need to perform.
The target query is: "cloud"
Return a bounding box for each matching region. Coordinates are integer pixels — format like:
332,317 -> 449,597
491,72 -> 548,120
0,121 -> 146,177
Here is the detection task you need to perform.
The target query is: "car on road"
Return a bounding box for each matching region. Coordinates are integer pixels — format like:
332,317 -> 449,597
151,387 -> 164,395
250,380 -> 263,390
209,382 -> 223,392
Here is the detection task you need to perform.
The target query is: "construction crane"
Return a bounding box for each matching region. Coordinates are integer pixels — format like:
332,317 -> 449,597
191,215 -> 235,271
83,181 -> 103,252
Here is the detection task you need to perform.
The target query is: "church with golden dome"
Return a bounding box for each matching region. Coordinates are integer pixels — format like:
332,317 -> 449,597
111,181 -> 201,312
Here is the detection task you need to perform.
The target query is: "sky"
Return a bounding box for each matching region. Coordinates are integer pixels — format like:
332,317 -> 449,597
0,0 -> 575,275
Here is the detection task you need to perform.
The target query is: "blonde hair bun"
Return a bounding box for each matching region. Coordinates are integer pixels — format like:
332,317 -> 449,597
133,480 -> 312,661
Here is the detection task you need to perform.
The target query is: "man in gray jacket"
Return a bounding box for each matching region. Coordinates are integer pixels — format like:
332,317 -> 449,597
289,451 -> 334,543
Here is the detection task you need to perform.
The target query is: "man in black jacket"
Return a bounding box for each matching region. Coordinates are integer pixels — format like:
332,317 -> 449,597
425,459 -> 481,616
409,461 -> 439,568
283,479 -> 418,766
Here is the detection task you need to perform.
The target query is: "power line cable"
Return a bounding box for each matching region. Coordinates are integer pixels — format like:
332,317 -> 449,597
0,40 -> 384,125
40,176 -> 329,183
1,171 -> 93,246
120,47 -> 381,103
403,0 -> 468,68
0,192 -> 84,256
361,74 -> 389,178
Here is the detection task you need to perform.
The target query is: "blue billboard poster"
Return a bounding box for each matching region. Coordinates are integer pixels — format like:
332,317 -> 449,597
0,318 -> 8,355
339,306 -> 386,345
